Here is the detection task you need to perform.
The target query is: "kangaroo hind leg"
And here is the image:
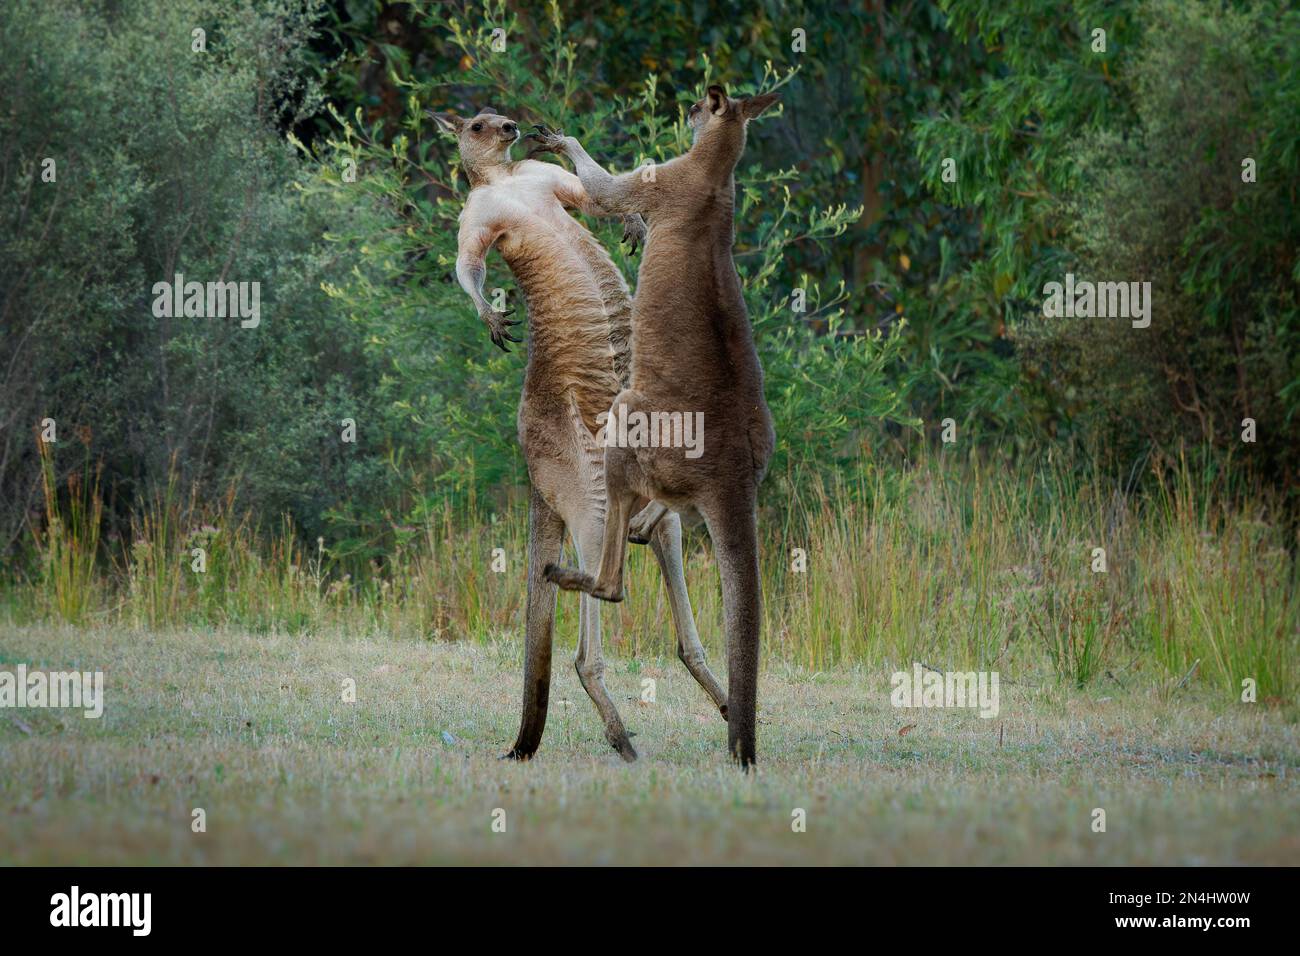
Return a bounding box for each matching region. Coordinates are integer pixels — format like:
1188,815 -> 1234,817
703,493 -> 763,769
545,441 -> 636,604
504,487 -> 565,760
572,516 -> 637,761
649,510 -> 728,719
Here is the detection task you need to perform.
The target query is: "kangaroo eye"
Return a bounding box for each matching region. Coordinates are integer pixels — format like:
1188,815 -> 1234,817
471,123 -> 483,132
688,104 -> 700,116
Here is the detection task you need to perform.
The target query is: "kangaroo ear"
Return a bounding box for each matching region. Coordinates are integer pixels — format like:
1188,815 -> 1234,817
741,92 -> 780,120
428,111 -> 464,136
706,84 -> 729,115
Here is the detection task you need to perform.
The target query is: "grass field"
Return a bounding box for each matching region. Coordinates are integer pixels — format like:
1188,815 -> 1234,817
1,622 -> 1296,865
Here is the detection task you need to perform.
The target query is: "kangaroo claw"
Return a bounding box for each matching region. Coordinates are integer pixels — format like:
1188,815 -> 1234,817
525,125 -> 568,158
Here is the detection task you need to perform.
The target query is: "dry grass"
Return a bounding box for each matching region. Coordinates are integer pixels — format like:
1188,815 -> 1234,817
1,623 -> 1296,865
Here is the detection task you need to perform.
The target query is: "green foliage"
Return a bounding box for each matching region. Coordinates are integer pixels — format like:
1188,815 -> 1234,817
920,0 -> 1300,487
2,0 -> 924,569
2,0 -> 1295,694
1021,0 -> 1300,482
853,2 -> 1020,437
915,0 -> 1143,434
299,0 -> 918,526
4,0 -> 1297,600
0,0 -> 393,556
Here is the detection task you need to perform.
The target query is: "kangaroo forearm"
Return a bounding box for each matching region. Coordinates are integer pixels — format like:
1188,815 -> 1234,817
574,189 -> 635,223
456,255 -> 490,311
572,191 -> 613,218
573,192 -> 645,239
566,138 -> 642,213
580,194 -> 642,235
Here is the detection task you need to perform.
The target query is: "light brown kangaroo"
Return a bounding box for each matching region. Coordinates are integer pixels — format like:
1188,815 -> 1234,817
530,85 -> 779,768
432,107 -> 728,762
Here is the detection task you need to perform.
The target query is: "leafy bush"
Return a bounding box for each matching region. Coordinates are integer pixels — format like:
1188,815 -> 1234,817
0,0 -> 396,558
1020,0 -> 1300,484
298,0 -> 919,531
920,0 -> 1299,487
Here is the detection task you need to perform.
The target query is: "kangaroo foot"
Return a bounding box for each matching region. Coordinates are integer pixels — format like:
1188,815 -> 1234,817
502,734 -> 542,760
627,511 -> 655,544
627,501 -> 667,544
728,738 -> 756,771
543,564 -> 624,602
542,563 -> 592,591
607,731 -> 638,762
626,516 -> 653,545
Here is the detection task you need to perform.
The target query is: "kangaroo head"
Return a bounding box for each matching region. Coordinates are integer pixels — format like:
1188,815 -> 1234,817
430,107 -> 521,184
686,84 -> 780,168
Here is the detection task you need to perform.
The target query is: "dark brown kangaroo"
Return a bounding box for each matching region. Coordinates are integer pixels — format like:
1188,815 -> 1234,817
531,85 -> 779,768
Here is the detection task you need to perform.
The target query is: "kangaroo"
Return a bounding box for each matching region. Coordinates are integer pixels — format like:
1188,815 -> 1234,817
432,107 -> 728,762
530,84 -> 780,768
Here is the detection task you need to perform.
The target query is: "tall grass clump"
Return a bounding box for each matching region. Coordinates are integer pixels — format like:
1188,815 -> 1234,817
33,439 -> 102,625
754,447 -> 1296,698
1135,455 -> 1297,698
6,444 -> 1297,701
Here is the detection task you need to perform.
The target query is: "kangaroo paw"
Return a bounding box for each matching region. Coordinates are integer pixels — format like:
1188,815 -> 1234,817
543,564 -> 624,602
524,124 -> 567,158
